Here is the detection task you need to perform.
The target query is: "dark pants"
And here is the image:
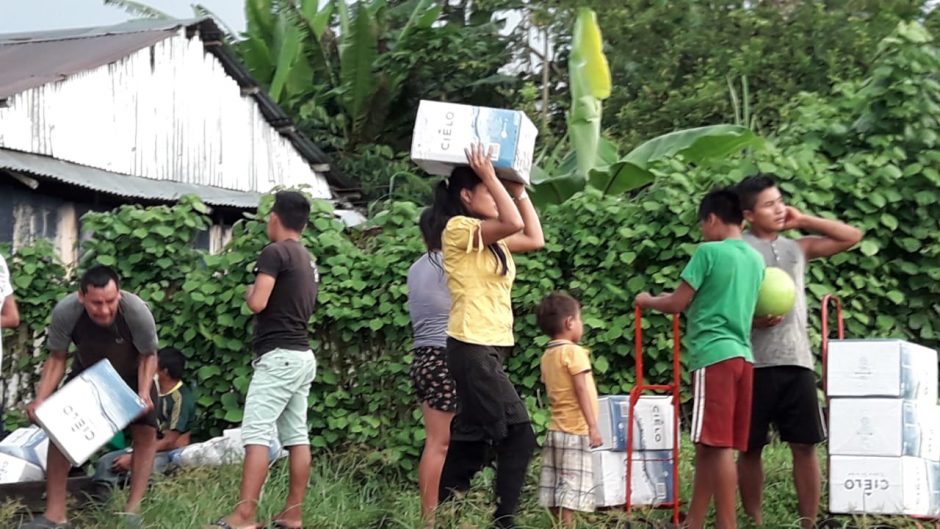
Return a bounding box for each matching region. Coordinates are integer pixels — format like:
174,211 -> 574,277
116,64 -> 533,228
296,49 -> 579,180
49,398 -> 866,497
438,422 -> 537,528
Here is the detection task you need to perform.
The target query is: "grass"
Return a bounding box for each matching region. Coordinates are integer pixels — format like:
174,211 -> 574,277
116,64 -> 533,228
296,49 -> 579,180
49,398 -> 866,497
0,441 -> 931,528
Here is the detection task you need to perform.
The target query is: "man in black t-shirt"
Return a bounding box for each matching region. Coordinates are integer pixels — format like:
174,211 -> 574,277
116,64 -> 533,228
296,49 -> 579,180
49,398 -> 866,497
210,191 -> 318,529
23,266 -> 159,529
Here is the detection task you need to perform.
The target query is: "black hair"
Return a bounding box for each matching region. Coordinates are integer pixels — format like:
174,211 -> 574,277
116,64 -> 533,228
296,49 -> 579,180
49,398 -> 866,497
734,174 -> 779,211
698,188 -> 744,225
418,207 -> 443,252
418,206 -> 446,276
80,265 -> 120,293
535,292 -> 581,337
427,166 -> 509,275
272,191 -> 311,232
158,347 -> 186,380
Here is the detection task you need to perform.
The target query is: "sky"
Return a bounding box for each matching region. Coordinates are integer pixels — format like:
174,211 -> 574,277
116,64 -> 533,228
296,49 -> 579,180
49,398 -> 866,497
0,0 -> 248,35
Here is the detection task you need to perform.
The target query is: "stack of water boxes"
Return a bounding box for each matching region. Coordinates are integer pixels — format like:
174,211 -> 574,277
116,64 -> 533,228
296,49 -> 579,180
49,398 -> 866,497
592,395 -> 677,507
0,426 -> 48,483
0,359 -> 144,484
827,339 -> 940,517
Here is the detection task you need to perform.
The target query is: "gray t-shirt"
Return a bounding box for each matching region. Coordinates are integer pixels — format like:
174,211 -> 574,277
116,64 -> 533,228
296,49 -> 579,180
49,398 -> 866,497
743,232 -> 813,370
407,252 -> 450,349
47,291 -> 158,382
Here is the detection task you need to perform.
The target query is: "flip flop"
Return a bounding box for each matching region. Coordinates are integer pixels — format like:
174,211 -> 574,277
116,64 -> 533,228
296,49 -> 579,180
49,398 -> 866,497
263,522 -> 302,529
18,515 -> 72,529
115,512 -> 143,529
205,519 -> 262,529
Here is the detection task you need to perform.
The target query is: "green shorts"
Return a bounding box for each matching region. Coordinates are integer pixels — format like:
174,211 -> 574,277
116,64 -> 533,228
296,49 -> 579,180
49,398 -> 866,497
242,348 -> 317,447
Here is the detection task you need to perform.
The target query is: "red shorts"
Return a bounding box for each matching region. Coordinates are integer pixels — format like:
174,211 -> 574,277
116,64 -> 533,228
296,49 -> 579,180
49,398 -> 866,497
691,357 -> 753,450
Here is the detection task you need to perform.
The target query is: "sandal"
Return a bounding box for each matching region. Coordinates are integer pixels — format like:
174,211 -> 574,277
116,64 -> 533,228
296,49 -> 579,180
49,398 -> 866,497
206,519 -> 262,529
116,512 -> 144,529
264,522 -> 302,529
18,515 -> 72,529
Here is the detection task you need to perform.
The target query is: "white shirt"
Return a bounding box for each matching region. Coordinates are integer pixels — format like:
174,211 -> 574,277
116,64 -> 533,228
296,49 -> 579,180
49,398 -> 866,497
0,254 -> 12,368
0,254 -> 11,301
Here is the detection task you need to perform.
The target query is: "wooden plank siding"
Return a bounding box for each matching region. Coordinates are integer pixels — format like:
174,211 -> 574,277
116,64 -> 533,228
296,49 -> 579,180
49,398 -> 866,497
0,28 -> 330,198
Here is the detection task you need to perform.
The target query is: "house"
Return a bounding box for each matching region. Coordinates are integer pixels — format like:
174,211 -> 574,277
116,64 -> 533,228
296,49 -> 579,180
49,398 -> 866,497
0,17 -> 354,264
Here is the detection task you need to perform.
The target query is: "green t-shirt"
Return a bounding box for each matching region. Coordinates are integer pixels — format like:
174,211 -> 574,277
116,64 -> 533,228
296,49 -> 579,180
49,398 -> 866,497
680,239 -> 765,372
157,383 -> 196,436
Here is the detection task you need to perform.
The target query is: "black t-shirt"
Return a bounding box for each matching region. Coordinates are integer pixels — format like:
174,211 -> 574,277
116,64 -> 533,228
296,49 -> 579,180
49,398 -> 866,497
251,240 -> 319,355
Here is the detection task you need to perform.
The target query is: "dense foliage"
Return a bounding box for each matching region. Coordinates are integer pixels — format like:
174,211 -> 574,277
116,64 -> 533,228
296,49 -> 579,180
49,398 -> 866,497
4,21 -> 939,474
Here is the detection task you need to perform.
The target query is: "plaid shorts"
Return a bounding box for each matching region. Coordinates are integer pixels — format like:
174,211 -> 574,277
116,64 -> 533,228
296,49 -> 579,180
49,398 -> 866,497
538,430 -> 595,512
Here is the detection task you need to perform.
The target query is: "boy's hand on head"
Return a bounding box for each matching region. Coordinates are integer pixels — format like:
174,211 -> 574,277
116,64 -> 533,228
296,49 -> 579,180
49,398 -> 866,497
588,426 -> 603,448
783,206 -> 806,231
753,315 -> 784,328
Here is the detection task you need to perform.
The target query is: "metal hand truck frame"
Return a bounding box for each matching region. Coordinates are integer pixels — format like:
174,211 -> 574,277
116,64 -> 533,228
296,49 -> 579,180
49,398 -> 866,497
625,305 -> 682,525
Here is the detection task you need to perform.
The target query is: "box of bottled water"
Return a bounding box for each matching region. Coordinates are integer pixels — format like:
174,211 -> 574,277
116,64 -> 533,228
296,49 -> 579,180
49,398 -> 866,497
411,100 -> 538,184
35,360 -> 145,467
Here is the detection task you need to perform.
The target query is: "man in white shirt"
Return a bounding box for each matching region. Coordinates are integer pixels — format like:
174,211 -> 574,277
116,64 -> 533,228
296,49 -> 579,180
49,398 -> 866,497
0,252 -> 20,440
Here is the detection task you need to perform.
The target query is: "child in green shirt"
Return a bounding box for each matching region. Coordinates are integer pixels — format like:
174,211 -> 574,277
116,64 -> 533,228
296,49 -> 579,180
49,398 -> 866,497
636,188 -> 764,529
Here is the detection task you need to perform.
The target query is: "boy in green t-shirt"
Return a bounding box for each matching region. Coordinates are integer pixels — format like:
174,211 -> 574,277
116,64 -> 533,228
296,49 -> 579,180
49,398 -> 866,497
636,188 -> 764,529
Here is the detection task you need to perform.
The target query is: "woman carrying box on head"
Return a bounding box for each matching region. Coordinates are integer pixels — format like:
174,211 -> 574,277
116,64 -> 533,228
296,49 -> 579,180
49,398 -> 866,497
428,144 -> 544,529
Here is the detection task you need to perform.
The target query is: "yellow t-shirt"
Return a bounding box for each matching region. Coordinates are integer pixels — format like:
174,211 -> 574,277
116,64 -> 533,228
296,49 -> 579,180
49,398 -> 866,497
540,340 -> 599,435
442,215 -> 516,346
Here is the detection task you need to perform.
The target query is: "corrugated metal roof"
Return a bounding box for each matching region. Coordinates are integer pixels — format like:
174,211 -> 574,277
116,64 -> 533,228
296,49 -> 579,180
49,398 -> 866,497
0,18 -> 203,100
0,17 -> 341,183
0,18 -> 209,44
0,147 -> 262,208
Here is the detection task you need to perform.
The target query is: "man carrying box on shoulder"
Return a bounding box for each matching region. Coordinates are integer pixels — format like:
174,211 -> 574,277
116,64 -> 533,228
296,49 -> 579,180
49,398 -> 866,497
23,266 -> 159,529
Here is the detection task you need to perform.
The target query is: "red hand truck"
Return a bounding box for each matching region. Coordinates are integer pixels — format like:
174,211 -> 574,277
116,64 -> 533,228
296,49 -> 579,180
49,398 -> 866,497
820,294 -> 843,521
625,305 -> 682,525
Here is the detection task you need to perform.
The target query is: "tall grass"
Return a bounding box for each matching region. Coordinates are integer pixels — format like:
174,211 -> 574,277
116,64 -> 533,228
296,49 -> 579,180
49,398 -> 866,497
0,442 -> 927,528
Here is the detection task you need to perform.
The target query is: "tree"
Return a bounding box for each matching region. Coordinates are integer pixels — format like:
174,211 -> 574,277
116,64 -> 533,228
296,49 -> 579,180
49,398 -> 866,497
525,0 -> 929,148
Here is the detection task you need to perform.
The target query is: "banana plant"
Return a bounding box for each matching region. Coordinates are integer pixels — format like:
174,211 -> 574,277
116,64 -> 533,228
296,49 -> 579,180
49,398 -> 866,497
530,8 -> 763,207
243,0 -> 442,147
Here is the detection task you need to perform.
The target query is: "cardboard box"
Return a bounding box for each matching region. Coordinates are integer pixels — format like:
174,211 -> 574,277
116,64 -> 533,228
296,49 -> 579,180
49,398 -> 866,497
597,395 -> 676,451
35,360 -> 145,467
829,456 -> 940,516
827,339 -> 937,401
0,427 -> 49,471
829,399 -> 940,460
593,450 -> 675,508
0,452 -> 43,484
410,100 -> 538,184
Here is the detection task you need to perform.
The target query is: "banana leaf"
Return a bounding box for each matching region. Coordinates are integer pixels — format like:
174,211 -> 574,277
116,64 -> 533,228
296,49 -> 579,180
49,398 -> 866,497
588,125 -> 764,195
529,163 -> 586,207
301,0 -> 334,39
340,4 -> 379,142
530,137 -> 620,207
269,12 -> 303,103
568,8 -> 611,178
